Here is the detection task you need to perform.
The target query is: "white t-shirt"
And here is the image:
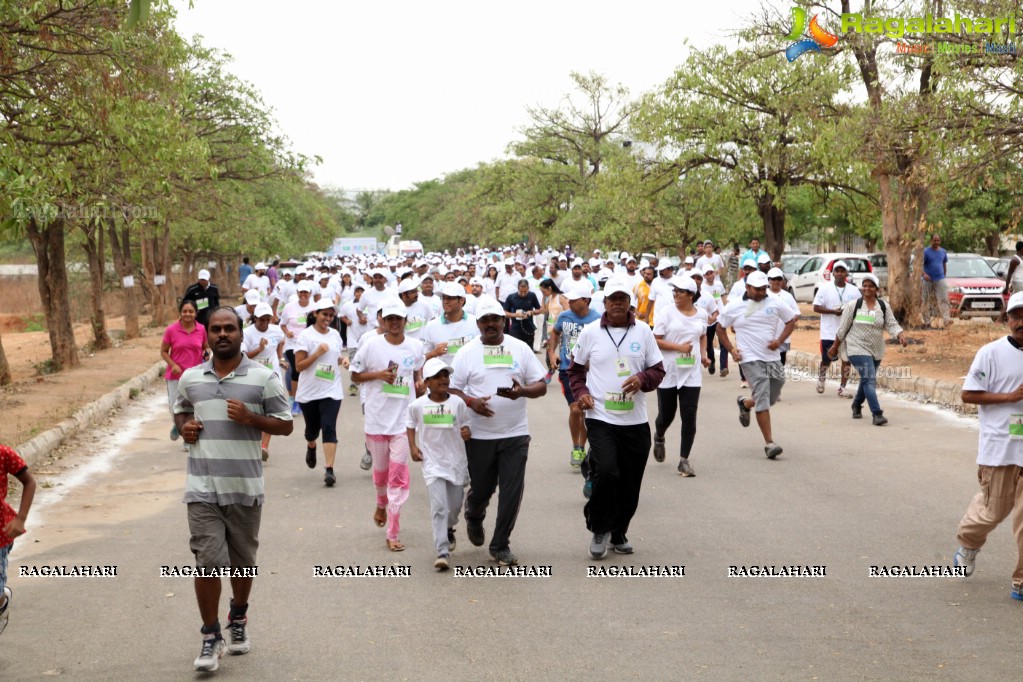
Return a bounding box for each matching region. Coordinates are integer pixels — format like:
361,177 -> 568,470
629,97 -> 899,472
403,300 -> 435,339
813,282 -> 861,340
696,254 -> 724,274
649,276 -> 675,320
482,279 -> 497,299
695,293 -> 718,322
590,290 -> 606,317
242,274 -> 271,300
270,280 -> 296,309
773,289 -> 801,337
963,337 -> 1023,467
339,300 -> 372,350
571,320 -> 664,425
716,293 -> 796,364
568,275 -> 596,295
654,305 -> 707,389
360,286 -> 394,325
495,271 -> 520,302
419,293 -> 443,318
727,278 -> 748,302
314,284 -> 338,305
619,271 -> 642,292
349,333 -> 425,435
463,293 -> 479,316
279,300 -> 314,352
422,314 -> 479,364
701,280 -> 726,309
294,325 -> 345,402
406,394 -> 470,485
242,324 -> 285,373
450,335 -> 546,440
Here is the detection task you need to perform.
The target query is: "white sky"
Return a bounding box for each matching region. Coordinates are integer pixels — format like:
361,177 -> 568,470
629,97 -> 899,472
171,0 -> 768,192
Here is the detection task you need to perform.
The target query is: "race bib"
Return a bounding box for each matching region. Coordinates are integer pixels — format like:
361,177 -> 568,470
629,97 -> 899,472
1011,413 -> 1023,440
712,292 -> 721,299
446,336 -> 469,355
676,353 -> 696,367
196,297 -> 209,311
314,363 -> 335,381
854,311 -> 876,324
259,357 -> 274,369
615,358 -> 631,377
483,345 -> 513,368
405,318 -> 424,332
423,404 -> 455,428
382,375 -> 411,398
604,391 -> 634,412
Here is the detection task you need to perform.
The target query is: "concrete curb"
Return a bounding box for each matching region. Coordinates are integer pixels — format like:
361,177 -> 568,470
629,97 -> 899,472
786,350 -> 974,414
15,361 -> 166,468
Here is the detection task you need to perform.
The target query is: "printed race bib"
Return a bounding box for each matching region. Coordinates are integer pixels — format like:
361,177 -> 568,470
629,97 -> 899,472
259,357 -> 274,369
483,345 -> 513,368
604,391 -> 635,412
712,292 -> 721,299
854,311 -> 876,324
676,352 -> 696,367
446,336 -> 468,354
382,375 -> 411,398
314,363 -> 336,381
423,404 -> 455,428
405,318 -> 424,332
1011,414 -> 1023,440
196,297 -> 209,311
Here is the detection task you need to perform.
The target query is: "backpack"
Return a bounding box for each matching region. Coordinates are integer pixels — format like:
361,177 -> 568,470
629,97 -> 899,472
853,297 -> 888,326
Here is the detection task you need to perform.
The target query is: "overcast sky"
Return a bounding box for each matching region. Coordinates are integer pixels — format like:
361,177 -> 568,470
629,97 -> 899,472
171,0 -> 768,192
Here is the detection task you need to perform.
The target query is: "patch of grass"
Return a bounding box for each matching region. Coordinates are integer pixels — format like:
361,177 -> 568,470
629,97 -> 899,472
22,313 -> 46,332
129,387 -> 140,400
33,358 -> 60,375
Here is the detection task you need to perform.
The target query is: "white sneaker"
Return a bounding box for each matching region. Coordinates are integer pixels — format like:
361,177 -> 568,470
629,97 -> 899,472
194,634 -> 227,671
360,451 -> 372,471
816,377 -> 826,394
226,616 -> 250,655
837,386 -> 853,399
954,546 -> 978,577
0,586 -> 11,636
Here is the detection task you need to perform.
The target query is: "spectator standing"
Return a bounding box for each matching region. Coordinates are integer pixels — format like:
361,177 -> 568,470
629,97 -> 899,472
921,233 -> 950,328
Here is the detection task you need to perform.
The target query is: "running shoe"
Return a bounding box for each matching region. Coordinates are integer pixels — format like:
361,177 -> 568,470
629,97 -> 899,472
872,413 -> 888,426
720,367 -> 729,378
490,549 -> 518,566
0,586 -> 11,636
708,362 -> 715,375
653,437 -> 666,463
837,386 -> 853,399
291,402 -> 302,416
816,376 -> 826,394
953,546 -> 978,577
194,634 -> 227,672
570,447 -> 585,468
226,615 -> 250,655
740,380 -> 748,389
678,459 -> 695,477
737,396 -> 751,428
612,537 -> 634,555
170,425 -> 180,441
306,445 -> 316,469
589,533 -> 609,559
360,451 -> 372,470
348,383 -> 358,396
324,468 -> 336,487
1012,585 -> 1023,601
765,442 -> 783,459
447,527 -> 457,552
466,519 -> 485,547
582,477 -> 593,500
434,554 -> 450,571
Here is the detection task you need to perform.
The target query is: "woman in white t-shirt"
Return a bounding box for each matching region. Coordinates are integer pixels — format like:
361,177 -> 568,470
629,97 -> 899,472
242,302 -> 287,462
294,298 -> 348,487
652,275 -> 710,476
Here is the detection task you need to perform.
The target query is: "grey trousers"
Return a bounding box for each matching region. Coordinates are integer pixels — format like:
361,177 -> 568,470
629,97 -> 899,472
921,278 -> 950,324
427,478 -> 463,556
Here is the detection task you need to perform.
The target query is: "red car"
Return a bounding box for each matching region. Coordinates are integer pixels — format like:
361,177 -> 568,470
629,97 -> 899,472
943,254 -> 1010,318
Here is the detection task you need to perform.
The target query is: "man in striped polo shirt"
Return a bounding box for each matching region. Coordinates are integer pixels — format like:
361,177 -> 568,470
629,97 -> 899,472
174,306 -> 293,672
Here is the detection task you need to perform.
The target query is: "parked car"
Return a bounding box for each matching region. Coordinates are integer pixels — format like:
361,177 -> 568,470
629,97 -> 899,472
788,252 -> 874,303
943,253 -> 1009,318
864,253 -> 889,291
780,254 -> 811,285
985,256 -> 1011,280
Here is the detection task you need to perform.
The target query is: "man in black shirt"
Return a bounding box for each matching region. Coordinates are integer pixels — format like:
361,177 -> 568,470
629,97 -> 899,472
182,269 -> 221,330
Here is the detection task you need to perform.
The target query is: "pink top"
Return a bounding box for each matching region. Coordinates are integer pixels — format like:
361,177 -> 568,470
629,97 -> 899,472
0,444 -> 27,548
163,320 -> 207,380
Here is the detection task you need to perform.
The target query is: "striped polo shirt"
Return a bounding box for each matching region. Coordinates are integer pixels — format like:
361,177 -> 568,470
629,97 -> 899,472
174,356 -> 292,506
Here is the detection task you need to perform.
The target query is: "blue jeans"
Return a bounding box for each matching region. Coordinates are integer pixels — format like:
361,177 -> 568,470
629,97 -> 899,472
849,355 -> 882,415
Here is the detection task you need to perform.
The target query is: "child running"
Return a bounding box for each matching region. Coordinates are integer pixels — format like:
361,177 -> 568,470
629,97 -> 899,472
407,358 -> 471,571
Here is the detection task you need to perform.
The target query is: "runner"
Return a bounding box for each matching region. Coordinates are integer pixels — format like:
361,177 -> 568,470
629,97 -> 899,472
173,306 -> 293,672
701,265 -> 727,375
634,262 -> 656,329
449,296 -> 547,566
350,301 -> 426,552
241,302 -> 286,462
716,271 -> 797,460
294,299 -> 348,487
813,261 -> 861,398
653,276 -> 709,476
279,281 -> 316,416
398,277 -> 434,341
568,281 -> 665,558
548,284 -> 601,469
162,300 -> 210,445
767,268 -> 800,366
422,282 -> 478,364
504,279 -> 542,351
181,269 -> 220,331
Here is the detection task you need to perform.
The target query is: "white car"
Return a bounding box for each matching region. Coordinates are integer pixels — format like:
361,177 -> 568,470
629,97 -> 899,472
788,252 -> 874,303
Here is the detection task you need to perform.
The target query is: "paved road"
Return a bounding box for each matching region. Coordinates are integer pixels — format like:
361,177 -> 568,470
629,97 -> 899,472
1,367 -> 1012,680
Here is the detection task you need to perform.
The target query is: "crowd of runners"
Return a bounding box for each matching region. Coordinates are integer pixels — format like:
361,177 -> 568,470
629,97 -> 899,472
156,240 -> 1023,672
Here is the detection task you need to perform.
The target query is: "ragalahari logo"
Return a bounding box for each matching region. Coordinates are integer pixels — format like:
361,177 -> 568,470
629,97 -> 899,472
785,7 -> 840,61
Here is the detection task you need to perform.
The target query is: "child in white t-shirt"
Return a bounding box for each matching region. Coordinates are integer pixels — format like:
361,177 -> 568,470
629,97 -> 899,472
407,358 -> 471,571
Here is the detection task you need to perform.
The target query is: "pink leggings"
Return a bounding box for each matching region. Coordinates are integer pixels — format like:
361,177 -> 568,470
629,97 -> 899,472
366,434 -> 411,541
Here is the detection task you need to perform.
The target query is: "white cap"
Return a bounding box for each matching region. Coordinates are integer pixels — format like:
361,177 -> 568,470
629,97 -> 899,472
318,272 -> 330,280
741,258 -> 757,269
746,271 -> 769,288
1007,291 -> 1023,313
353,281 -> 366,291
702,265 -> 716,275
255,262 -> 267,270
684,256 -> 695,264
295,266 -> 307,275
767,267 -> 785,279
422,357 -> 454,379
296,281 -> 314,293
757,253 -> 772,264
244,289 -> 261,305
593,248 -> 601,254
571,258 -> 584,268
469,277 -> 484,286
862,273 -> 880,287
504,258 -> 515,266
588,258 -> 601,268
558,254 -> 568,262
621,252 -> 632,261
440,282 -> 466,298
474,296 -> 505,319
658,261 -> 674,271
314,298 -> 335,311
397,278 -> 420,294
603,280 -> 636,306
197,269 -> 211,281
564,283 -> 592,301
253,302 -> 274,318
370,267 -> 389,278
832,260 -> 849,271
670,275 -> 698,293
380,300 -> 407,318
639,259 -> 651,270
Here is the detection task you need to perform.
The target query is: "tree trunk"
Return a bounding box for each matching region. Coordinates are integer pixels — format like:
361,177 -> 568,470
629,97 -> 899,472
0,333 -> 11,386
216,254 -> 231,299
181,250 -> 194,297
759,190 -> 786,261
984,234 -> 1000,257
159,221 -> 176,321
878,170 -> 929,325
25,217 -> 79,370
108,216 -> 140,339
82,220 -> 112,350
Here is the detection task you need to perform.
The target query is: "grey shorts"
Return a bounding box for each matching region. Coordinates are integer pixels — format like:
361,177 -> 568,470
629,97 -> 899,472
741,360 -> 785,413
187,502 -> 261,570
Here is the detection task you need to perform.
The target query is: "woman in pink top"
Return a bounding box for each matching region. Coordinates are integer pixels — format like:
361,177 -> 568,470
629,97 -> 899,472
161,299 -> 210,442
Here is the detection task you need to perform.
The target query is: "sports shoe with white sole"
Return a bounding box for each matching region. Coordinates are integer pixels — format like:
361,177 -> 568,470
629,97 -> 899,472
589,533 -> 609,560
194,634 -> 227,672
837,386 -> 853,399
765,442 -> 783,459
737,396 -> 751,428
0,586 -> 11,636
360,451 -> 372,471
434,554 -> 450,571
954,546 -> 978,577
816,376 -> 826,394
653,437 -> 666,463
226,616 -> 250,655
678,459 -> 695,477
